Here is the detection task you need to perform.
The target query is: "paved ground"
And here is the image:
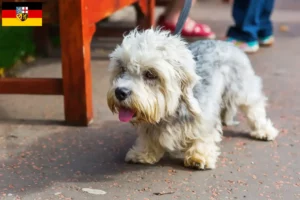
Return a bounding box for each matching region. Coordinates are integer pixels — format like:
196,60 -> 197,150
0,1 -> 300,200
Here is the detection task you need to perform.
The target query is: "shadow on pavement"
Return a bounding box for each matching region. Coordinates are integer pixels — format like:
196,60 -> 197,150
0,118 -> 259,195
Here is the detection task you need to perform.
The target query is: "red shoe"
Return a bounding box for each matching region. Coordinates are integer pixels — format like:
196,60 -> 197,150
157,15 -> 216,39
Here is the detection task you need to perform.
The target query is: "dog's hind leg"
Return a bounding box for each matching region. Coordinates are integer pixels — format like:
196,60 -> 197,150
221,105 -> 240,126
237,76 -> 278,141
240,99 -> 278,141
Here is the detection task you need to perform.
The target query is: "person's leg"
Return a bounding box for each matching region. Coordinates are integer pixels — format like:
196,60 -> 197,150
158,0 -> 215,38
164,0 -> 196,24
258,0 -> 275,45
227,0 -> 264,42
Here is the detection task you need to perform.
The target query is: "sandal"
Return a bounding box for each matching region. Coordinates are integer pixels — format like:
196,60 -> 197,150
157,15 -> 216,39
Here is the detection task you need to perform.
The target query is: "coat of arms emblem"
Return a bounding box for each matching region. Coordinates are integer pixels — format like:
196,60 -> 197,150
16,7 -> 28,21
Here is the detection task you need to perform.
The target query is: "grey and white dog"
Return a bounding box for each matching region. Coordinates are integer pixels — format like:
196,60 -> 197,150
107,28 -> 278,170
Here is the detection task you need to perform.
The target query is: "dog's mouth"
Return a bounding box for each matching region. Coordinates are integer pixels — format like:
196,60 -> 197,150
118,107 -> 136,122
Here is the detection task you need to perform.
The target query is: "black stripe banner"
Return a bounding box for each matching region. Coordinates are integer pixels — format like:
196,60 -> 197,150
2,2 -> 42,10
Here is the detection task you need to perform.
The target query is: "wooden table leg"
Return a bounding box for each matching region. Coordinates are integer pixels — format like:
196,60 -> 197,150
59,0 -> 94,126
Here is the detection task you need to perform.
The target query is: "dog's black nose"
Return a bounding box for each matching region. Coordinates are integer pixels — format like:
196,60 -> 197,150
115,87 -> 131,101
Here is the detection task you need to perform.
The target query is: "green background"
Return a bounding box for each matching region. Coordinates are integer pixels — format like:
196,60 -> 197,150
0,26 -> 35,68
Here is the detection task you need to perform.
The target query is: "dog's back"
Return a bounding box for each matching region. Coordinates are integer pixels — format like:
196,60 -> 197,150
188,40 -> 262,126
188,39 -> 258,97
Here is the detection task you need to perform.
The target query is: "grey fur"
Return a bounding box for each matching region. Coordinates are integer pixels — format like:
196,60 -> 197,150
188,40 -> 256,126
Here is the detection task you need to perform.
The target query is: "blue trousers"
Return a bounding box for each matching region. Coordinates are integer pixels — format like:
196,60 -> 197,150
227,0 -> 275,42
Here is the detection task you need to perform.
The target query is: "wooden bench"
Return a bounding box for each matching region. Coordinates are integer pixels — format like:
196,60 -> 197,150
0,0 -> 155,126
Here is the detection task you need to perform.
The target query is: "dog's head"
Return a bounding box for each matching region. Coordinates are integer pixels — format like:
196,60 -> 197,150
107,28 -> 200,124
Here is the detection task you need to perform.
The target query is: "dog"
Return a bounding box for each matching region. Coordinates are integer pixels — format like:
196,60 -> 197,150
106,28 -> 278,170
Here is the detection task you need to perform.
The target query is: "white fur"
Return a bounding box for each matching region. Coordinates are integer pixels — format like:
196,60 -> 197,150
107,28 -> 279,170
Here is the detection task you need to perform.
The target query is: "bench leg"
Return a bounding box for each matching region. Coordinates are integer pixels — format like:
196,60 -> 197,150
59,0 -> 94,126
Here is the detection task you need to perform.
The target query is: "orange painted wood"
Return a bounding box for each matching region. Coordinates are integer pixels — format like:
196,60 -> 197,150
87,0 -> 137,24
0,78 -> 63,95
59,0 -> 94,126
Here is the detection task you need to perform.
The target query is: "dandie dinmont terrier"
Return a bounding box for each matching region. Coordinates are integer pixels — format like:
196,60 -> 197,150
107,28 -> 278,170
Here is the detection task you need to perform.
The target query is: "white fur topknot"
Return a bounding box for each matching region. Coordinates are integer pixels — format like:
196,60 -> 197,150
107,28 -> 278,170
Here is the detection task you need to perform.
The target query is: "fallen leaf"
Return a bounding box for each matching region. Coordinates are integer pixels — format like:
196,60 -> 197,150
281,129 -> 288,134
168,169 -> 176,173
153,191 -> 175,196
279,25 -> 289,32
82,188 -> 106,195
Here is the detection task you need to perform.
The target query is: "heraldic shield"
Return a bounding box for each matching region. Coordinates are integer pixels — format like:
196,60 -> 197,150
16,7 -> 28,21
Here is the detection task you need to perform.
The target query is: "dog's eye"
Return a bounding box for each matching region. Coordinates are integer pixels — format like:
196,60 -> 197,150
120,66 -> 126,73
144,70 -> 157,80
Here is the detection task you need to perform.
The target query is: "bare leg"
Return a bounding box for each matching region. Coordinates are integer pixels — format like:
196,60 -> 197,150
159,0 -> 215,38
164,0 -> 196,24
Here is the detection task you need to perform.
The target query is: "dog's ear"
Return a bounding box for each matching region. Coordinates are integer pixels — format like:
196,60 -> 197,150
179,66 -> 199,92
165,58 -> 200,91
178,66 -> 202,120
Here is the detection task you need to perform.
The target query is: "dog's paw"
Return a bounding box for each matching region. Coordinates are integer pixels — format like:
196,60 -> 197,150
125,149 -> 159,164
250,121 -> 279,141
250,128 -> 278,141
184,153 -> 216,170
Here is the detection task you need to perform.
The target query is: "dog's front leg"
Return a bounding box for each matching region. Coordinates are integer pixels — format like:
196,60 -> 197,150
125,132 -> 165,164
184,139 -> 220,170
183,122 -> 222,170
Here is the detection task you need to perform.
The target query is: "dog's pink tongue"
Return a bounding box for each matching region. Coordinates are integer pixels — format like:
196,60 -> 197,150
119,108 -> 135,122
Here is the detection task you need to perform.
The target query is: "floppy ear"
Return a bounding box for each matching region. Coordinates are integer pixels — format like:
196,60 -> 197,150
179,65 -> 199,91
156,30 -> 202,120
165,58 -> 200,90
177,66 -> 202,121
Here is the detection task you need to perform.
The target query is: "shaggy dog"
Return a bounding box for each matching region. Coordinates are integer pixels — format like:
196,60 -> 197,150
107,28 -> 278,170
